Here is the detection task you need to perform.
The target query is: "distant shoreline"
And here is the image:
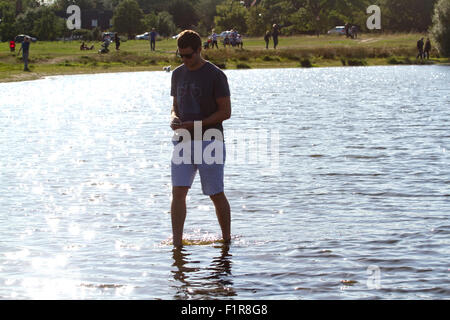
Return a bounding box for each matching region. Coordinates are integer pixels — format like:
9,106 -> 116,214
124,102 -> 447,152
1,59 -> 447,84
1,34 -> 448,83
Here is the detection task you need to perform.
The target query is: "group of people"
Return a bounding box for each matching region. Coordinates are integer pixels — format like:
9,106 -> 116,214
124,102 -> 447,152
205,29 -> 243,49
97,33 -> 121,54
345,23 -> 358,39
223,29 -> 243,48
417,37 -> 432,60
264,24 -> 280,49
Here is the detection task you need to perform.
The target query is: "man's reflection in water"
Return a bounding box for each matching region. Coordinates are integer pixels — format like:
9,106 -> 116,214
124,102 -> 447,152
171,245 -> 236,299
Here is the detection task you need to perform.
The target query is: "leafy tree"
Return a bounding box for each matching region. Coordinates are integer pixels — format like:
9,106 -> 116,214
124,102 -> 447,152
196,0 -> 222,34
51,0 -> 96,11
14,5 -> 65,40
155,11 -> 177,37
305,0 -> 331,34
101,0 -> 122,10
14,7 -> 38,35
328,0 -> 370,28
431,0 -> 450,56
111,0 -> 144,38
142,11 -> 158,31
214,0 -> 248,33
259,0 -> 298,27
15,0 -> 41,14
284,6 -> 310,35
136,0 -> 169,13
168,0 -> 199,30
32,6 -> 65,40
0,0 -> 17,41
245,5 -> 270,36
142,10 -> 177,37
376,0 -> 439,32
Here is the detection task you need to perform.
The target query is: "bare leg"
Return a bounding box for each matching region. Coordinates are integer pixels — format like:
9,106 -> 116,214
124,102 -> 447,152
210,192 -> 231,243
171,186 -> 189,247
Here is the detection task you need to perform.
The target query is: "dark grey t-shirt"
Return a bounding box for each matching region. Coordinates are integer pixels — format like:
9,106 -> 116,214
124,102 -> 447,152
171,61 -> 230,137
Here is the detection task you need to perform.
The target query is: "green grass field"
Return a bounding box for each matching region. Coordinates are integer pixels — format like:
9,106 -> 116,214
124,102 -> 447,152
1,33 -> 448,82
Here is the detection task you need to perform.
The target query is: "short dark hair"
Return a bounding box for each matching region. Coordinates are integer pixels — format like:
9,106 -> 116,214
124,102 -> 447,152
177,30 -> 202,51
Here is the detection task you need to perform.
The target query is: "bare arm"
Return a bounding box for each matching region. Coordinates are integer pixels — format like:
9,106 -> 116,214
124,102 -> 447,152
171,97 -> 178,119
202,96 -> 231,127
170,97 -> 181,130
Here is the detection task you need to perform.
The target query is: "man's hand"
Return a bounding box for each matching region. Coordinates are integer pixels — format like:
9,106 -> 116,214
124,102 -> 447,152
171,120 -> 194,131
170,116 -> 195,131
170,116 -> 181,130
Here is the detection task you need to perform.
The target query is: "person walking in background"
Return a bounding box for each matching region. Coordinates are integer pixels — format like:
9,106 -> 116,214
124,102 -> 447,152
351,25 -> 358,39
211,29 -> 219,49
345,23 -> 350,38
264,30 -> 270,49
417,37 -> 424,60
17,36 -> 31,71
169,30 -> 232,248
230,28 -> 238,47
150,28 -> 157,51
115,33 -> 120,50
424,38 -> 431,59
237,34 -> 243,49
272,24 -> 279,49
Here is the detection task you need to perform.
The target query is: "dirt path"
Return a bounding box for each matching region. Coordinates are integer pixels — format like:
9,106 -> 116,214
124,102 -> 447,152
358,38 -> 379,44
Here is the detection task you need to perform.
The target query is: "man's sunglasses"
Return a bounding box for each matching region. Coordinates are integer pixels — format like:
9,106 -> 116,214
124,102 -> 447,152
177,51 -> 195,59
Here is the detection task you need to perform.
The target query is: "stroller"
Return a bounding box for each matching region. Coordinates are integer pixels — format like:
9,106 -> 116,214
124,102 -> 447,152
98,39 -> 110,54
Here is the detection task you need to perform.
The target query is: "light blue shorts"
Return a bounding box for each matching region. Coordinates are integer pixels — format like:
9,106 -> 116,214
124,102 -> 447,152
171,140 -> 226,196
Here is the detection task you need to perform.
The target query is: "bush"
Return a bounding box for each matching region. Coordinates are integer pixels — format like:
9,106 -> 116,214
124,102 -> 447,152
300,58 -> 312,68
72,29 -> 91,40
321,50 -> 336,59
345,58 -> 368,66
211,61 -> 226,69
236,63 -> 251,69
431,0 -> 450,57
387,57 -> 402,65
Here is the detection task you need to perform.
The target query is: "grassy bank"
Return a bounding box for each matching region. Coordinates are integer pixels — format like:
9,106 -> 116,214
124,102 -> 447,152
1,33 -> 448,83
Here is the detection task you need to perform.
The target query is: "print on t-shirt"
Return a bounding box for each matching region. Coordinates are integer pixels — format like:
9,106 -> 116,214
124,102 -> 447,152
177,81 -> 202,119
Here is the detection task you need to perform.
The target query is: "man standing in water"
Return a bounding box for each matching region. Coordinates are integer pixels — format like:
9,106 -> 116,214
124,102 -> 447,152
169,30 -> 231,247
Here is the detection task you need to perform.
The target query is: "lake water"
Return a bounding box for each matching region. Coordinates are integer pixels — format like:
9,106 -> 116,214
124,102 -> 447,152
0,65 -> 449,299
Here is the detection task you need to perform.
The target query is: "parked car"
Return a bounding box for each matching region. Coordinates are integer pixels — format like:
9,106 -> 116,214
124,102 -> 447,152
14,34 -> 37,43
136,32 -> 152,40
218,31 -> 232,38
327,26 -> 346,35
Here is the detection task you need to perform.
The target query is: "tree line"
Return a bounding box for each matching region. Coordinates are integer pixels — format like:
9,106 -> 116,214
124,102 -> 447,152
0,0 -> 448,51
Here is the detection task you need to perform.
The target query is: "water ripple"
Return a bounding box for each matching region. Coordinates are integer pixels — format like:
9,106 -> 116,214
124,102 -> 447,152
0,66 -> 449,299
